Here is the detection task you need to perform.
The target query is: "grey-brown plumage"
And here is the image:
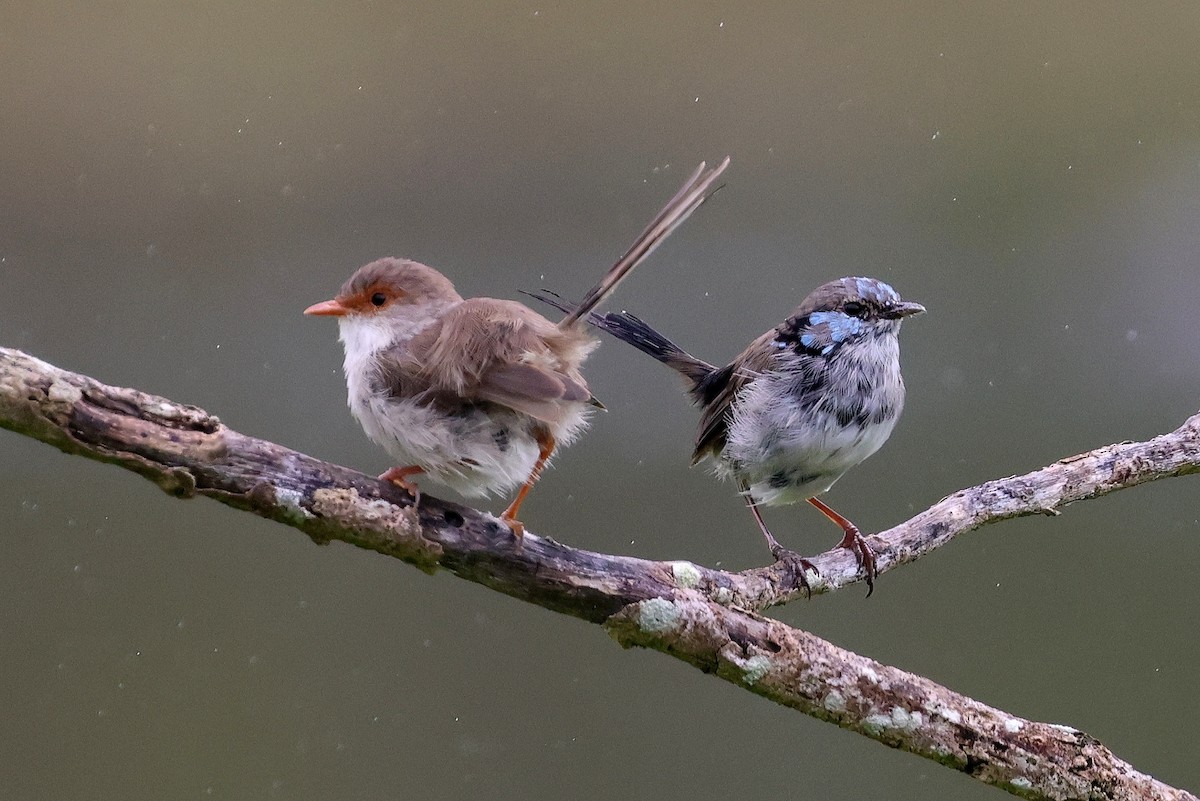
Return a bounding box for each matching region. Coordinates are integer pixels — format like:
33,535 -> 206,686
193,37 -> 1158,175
305,157 -> 730,536
531,275 -> 924,592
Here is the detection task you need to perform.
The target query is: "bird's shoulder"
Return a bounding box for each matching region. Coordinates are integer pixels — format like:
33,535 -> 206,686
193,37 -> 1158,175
388,297 -> 595,422
692,331 -> 780,462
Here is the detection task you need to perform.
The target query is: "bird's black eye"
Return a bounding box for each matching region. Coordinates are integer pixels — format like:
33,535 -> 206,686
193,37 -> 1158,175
370,292 -> 387,307
842,301 -> 866,317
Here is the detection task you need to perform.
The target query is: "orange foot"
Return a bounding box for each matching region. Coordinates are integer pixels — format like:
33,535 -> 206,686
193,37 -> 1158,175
497,431 -> 555,545
379,465 -> 423,505
501,514 -> 526,543
808,496 -> 878,597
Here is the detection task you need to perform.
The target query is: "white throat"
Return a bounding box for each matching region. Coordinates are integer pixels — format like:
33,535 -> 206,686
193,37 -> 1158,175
337,314 -> 401,361
335,305 -> 456,410
336,316 -> 398,417
336,301 -> 458,361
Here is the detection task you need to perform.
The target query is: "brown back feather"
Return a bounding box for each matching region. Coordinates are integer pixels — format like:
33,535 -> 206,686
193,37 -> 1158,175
396,298 -> 597,424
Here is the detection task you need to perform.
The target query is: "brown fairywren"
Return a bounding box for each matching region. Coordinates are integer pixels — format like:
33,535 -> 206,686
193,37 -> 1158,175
532,276 -> 923,592
305,158 -> 729,536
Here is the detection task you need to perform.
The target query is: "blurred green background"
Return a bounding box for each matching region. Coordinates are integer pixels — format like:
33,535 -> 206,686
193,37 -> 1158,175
2,2 -> 1198,798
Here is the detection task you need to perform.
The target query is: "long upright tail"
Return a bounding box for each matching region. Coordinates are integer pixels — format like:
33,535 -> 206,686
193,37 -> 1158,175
531,290 -> 718,389
557,157 -> 730,329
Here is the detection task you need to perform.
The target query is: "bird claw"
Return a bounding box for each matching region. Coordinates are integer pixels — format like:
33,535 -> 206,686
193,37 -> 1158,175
836,530 -> 878,597
770,546 -> 820,599
378,467 -> 422,507
502,515 -> 526,544
807,498 -> 879,597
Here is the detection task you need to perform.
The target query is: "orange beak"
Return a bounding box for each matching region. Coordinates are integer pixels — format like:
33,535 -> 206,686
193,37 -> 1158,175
304,299 -> 349,317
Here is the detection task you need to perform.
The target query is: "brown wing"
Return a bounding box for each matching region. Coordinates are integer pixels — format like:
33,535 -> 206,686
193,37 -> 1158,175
691,332 -> 778,464
401,298 -> 596,424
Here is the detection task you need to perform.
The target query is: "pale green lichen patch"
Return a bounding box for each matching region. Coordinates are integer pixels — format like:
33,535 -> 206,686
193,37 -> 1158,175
1004,718 -> 1024,733
48,380 -> 82,404
922,699 -> 962,725
890,706 -> 923,730
863,706 -> 923,735
636,598 -> 682,634
671,561 -> 701,588
719,643 -> 773,686
823,690 -> 846,713
274,487 -> 313,523
711,586 -> 734,605
862,713 -> 892,735
738,655 -> 772,685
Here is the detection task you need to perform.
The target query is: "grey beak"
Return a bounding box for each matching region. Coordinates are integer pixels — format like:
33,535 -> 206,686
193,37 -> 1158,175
885,301 -> 926,319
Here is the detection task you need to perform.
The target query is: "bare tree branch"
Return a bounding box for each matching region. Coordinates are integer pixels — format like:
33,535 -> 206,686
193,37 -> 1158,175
743,407 -> 1200,608
1,345 -> 1195,801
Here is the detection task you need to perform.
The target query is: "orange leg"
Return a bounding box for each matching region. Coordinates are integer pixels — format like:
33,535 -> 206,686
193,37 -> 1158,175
807,496 -> 878,596
501,431 -> 556,541
379,465 -> 424,504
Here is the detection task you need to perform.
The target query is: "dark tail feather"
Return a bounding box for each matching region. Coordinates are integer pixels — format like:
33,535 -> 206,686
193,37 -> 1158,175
592,311 -> 716,386
524,288 -> 577,318
528,288 -> 718,389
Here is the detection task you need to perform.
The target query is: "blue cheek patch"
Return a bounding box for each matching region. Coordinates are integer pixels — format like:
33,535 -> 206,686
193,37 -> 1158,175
809,310 -> 863,343
797,332 -> 835,354
807,310 -> 838,329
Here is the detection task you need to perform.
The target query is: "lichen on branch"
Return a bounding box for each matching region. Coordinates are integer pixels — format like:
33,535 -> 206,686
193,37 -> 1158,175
1,345 -> 1196,801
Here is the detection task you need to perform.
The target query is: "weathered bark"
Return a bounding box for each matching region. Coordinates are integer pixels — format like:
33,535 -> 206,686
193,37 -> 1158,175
1,346 -> 1196,800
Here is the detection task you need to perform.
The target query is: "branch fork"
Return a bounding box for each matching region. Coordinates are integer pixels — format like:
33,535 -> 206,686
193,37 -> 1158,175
2,346 -> 1195,801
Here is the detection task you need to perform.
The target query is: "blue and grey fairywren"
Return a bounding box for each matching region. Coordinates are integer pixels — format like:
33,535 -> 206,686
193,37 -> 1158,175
531,277 -> 923,594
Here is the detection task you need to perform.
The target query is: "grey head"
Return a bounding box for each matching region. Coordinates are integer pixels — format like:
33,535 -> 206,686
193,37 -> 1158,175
774,277 -> 924,357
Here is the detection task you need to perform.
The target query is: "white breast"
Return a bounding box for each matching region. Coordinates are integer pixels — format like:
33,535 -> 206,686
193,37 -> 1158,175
334,312 -> 594,497
718,338 -> 905,507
